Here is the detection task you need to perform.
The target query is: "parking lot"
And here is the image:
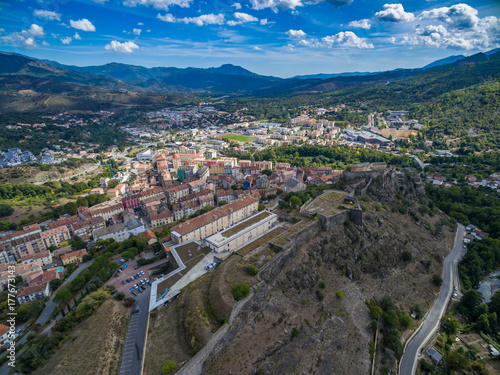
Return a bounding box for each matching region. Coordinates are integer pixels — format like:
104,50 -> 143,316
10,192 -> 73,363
106,256 -> 170,295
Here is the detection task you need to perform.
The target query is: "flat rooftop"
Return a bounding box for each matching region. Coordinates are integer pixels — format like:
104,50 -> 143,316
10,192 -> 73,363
222,211 -> 271,238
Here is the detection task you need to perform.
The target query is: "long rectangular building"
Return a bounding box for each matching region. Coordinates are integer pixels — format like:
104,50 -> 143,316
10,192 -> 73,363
170,196 -> 259,244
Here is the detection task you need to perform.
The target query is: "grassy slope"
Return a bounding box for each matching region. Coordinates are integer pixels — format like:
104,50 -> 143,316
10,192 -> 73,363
35,300 -> 130,375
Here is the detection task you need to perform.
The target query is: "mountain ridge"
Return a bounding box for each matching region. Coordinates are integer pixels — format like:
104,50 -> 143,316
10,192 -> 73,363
0,48 -> 499,95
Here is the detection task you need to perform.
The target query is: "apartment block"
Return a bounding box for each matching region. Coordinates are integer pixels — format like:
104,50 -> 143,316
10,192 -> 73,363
170,196 -> 259,243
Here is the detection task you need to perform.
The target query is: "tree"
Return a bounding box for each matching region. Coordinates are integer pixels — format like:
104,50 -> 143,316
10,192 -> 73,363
441,313 -> 459,335
261,169 -> 272,176
445,347 -> 469,372
432,274 -> 443,287
370,305 -> 383,320
114,292 -> 125,301
122,251 -> 134,261
0,204 -> 13,217
457,290 -> 483,319
474,313 -> 491,334
258,203 -> 265,211
290,196 -> 302,208
70,236 -> 86,251
82,254 -> 93,262
232,283 -> 250,301
54,288 -> 72,310
49,279 -> 62,291
63,202 -> 78,216
414,304 -> 426,320
218,200 -> 227,207
9,222 -> 18,230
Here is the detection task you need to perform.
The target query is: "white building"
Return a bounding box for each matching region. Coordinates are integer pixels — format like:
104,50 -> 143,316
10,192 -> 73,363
16,283 -> 50,305
205,211 -> 278,253
136,149 -> 153,161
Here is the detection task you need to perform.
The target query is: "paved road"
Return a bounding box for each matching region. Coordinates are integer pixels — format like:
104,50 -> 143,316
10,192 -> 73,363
119,287 -> 151,375
35,260 -> 92,328
409,155 -> 425,170
399,224 -> 466,375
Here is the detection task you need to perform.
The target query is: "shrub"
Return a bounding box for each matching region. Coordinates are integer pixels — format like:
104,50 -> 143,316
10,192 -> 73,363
402,250 -> 413,263
232,284 -> 250,301
316,290 -> 325,301
336,291 -> 344,299
318,281 -> 326,289
291,327 -> 300,339
114,292 -> 125,300
162,360 -> 176,374
246,264 -> 258,276
123,297 -> 135,307
432,274 -> 443,287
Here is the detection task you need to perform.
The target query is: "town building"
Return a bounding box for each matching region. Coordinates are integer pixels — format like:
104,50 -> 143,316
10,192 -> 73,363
61,249 -> 88,265
170,196 -> 259,244
205,211 -> 278,253
93,223 -> 129,243
39,226 -> 71,249
284,178 -> 307,192
20,250 -> 53,267
16,283 -> 50,305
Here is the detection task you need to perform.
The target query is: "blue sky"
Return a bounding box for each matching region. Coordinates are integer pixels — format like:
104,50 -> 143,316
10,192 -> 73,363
0,0 -> 499,77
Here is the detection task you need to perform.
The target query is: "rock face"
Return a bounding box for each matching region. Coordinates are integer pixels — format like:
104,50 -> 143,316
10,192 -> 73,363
178,168 -> 453,375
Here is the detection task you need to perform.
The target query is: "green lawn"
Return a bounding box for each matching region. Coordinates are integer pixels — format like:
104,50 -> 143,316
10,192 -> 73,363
220,134 -> 257,142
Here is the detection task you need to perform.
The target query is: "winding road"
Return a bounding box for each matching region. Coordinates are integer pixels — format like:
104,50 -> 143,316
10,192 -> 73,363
399,223 -> 466,375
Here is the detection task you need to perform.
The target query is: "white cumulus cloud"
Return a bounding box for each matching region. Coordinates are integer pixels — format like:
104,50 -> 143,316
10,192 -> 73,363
251,0 -> 303,12
348,19 -> 371,29
70,18 -> 96,32
104,40 -> 139,53
235,12 -> 258,23
375,4 -> 415,23
253,46 -> 262,50
60,32 -> 81,45
133,28 -> 142,35
232,3 -> 242,9
157,13 -> 225,26
260,18 -> 269,25
419,3 -> 479,29
0,24 -> 45,49
286,29 -> 306,38
123,0 -> 192,10
321,31 -> 374,48
33,10 -> 61,21
390,4 -> 500,51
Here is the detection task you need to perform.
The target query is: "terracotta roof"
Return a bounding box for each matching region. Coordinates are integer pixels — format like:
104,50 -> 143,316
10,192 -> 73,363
20,250 -> 51,263
0,224 -> 41,242
171,196 -> 258,236
150,211 -> 173,221
48,215 -> 80,229
144,230 -> 157,240
0,324 -> 9,337
41,270 -> 59,282
60,249 -> 88,261
17,284 -> 47,298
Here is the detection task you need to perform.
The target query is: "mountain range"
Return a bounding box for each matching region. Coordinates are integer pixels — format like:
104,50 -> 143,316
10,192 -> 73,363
0,49 -> 499,96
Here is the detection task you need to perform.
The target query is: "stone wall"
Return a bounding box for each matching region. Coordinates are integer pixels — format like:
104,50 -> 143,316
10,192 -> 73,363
258,220 -> 322,283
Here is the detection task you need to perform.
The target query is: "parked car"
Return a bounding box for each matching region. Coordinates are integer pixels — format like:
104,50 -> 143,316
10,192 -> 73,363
147,281 -> 152,286
135,265 -> 139,270
140,271 -> 145,276
111,290 -> 117,295
122,280 -> 127,285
